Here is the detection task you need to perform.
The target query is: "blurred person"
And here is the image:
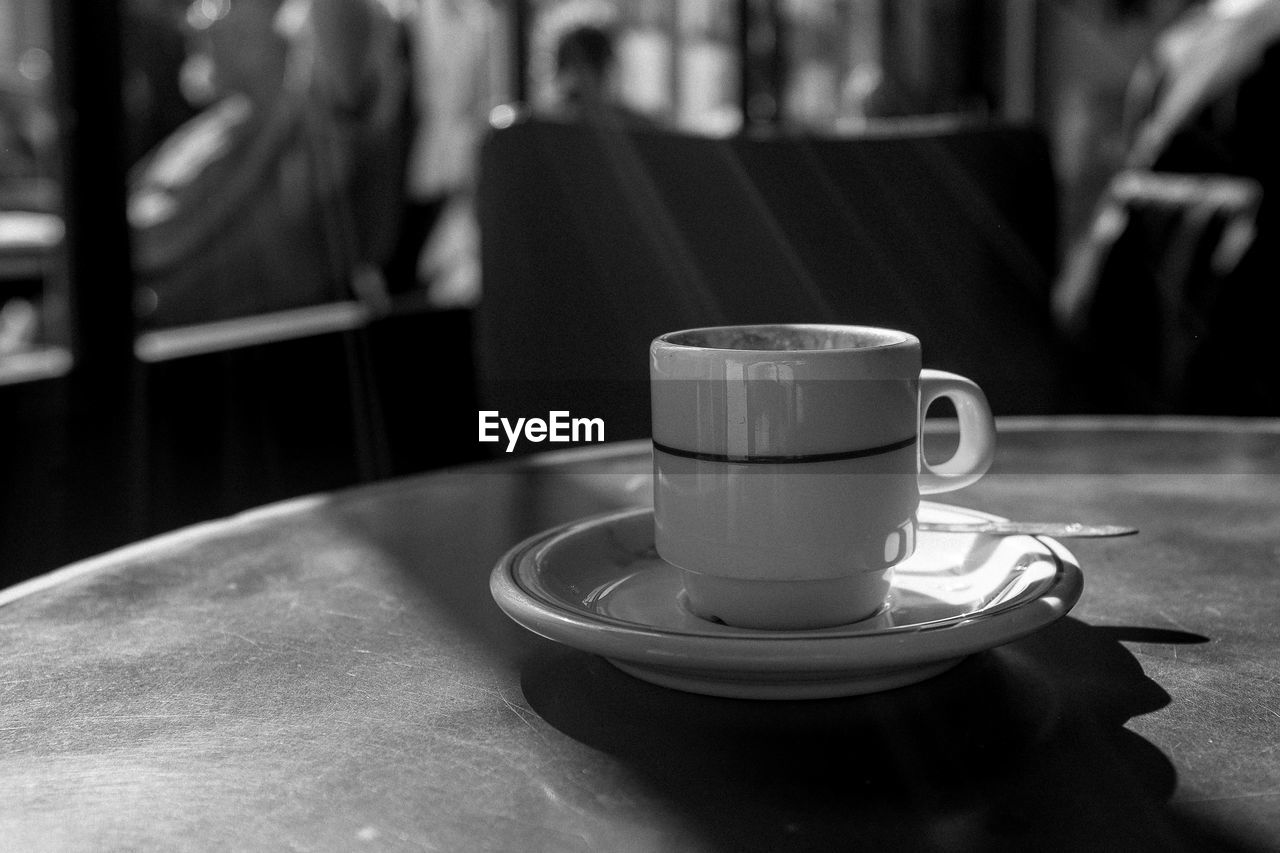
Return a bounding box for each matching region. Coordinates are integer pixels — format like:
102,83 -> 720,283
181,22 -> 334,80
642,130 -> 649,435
128,0 -> 412,327
384,0 -> 502,305
1122,0 -> 1280,175
547,22 -> 657,127
1055,0 -> 1280,412
552,23 -> 616,115
1127,0 -> 1280,411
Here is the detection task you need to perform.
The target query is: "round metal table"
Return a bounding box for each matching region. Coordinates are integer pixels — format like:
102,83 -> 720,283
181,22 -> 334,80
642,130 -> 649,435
1,417 -> 1277,851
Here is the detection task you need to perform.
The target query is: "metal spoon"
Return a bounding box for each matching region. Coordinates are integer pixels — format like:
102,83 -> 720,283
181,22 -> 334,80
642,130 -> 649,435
919,521 -> 1138,538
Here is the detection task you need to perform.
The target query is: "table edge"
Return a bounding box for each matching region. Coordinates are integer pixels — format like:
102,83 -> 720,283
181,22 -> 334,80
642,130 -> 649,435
3,414 -> 1276,609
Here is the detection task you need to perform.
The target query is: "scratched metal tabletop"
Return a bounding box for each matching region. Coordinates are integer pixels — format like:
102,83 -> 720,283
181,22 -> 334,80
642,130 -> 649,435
1,417 -> 1277,851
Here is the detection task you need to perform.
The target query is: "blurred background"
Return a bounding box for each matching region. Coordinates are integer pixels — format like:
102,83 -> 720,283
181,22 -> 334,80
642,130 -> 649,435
2,0 -> 1274,584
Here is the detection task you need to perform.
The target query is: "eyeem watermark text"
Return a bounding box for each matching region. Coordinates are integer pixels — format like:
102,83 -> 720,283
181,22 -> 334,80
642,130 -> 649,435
479,410 -> 605,452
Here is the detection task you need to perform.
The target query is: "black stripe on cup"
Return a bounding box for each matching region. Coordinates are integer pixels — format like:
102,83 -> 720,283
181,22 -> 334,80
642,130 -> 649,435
652,435 -> 917,464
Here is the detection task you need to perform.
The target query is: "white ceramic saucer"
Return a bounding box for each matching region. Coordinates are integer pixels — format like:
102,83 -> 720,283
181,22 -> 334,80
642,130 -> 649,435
491,502 -> 1083,700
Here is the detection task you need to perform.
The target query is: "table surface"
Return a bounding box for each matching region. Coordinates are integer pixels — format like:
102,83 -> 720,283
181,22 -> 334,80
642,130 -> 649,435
2,416 -> 1278,851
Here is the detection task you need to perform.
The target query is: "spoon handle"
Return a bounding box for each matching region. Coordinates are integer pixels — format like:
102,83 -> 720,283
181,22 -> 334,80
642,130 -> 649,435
919,521 -> 1138,538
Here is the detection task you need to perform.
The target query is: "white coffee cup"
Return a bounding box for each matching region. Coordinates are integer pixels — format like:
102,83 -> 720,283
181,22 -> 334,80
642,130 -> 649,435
650,324 -> 996,630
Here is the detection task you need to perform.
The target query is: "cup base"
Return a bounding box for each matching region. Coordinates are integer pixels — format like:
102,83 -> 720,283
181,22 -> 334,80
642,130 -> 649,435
681,569 -> 893,630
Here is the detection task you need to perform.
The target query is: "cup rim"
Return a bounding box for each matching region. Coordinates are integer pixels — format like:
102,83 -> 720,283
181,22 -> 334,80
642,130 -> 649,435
653,324 -> 918,354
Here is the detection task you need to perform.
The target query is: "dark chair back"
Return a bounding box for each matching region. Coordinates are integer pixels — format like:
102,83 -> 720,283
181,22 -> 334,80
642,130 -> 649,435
476,115 -> 1078,445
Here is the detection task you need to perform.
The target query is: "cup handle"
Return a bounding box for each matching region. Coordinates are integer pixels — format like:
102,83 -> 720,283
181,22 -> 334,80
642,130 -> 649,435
918,369 -> 996,494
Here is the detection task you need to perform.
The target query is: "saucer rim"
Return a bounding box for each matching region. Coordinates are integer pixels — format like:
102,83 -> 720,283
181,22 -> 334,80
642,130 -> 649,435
490,503 -> 1083,674
517,508 -> 1063,640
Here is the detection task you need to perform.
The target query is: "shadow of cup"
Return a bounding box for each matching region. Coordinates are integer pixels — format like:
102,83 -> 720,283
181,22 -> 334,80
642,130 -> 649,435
521,616 -> 1233,851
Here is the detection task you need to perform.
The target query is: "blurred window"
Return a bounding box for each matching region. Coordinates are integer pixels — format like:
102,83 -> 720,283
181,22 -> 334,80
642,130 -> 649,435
528,0 -> 741,133
520,0 -> 1035,136
0,0 -> 64,379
